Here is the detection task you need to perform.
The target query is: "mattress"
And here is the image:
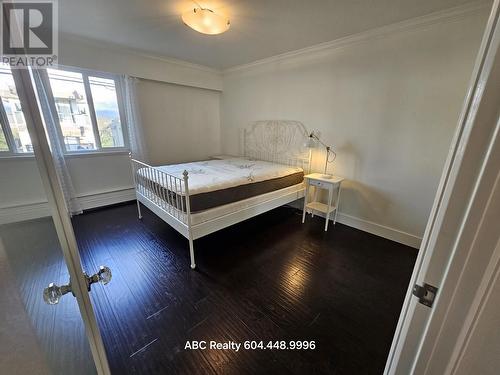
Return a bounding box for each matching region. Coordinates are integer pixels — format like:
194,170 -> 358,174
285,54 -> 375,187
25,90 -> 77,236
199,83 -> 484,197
190,182 -> 305,225
136,157 -> 304,212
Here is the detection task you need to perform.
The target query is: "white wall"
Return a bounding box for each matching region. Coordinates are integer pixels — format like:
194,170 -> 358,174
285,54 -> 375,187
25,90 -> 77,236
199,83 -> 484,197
0,153 -> 135,223
59,34 -> 223,91
220,9 -> 488,245
66,154 -> 134,197
0,158 -> 46,207
137,80 -> 221,165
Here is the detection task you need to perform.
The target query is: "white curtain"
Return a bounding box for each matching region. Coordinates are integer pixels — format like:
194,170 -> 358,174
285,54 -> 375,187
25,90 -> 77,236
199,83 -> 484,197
32,69 -> 83,216
120,75 -> 148,162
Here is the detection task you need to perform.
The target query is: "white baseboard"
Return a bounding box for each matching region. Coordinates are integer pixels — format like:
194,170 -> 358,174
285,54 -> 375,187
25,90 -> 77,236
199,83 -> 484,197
0,201 -> 52,225
0,188 -> 135,225
302,207 -> 421,249
78,188 -> 136,210
336,212 -> 421,249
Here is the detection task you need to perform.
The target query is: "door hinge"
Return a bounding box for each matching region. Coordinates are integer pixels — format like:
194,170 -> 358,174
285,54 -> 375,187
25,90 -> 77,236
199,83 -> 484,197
412,283 -> 438,308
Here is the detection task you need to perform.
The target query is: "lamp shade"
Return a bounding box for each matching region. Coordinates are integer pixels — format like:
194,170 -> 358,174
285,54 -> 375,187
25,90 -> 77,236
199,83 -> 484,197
304,136 -> 317,148
182,8 -> 230,35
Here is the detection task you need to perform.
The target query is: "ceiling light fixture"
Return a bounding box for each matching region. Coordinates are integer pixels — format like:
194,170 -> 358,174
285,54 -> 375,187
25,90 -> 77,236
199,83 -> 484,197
182,7 -> 230,35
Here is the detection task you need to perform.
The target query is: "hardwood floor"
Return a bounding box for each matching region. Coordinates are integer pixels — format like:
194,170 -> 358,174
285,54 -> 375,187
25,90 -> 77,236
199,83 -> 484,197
0,218 -> 96,375
71,202 -> 417,375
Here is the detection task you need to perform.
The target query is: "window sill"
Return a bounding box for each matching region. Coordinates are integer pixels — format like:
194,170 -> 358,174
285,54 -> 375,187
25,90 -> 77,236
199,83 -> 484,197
63,150 -> 131,159
0,149 -> 130,161
0,153 -> 35,161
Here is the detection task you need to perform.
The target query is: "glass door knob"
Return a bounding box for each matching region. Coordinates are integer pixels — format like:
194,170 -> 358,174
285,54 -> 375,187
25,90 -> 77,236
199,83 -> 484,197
43,266 -> 112,305
86,265 -> 112,287
97,266 -> 112,285
43,282 -> 72,305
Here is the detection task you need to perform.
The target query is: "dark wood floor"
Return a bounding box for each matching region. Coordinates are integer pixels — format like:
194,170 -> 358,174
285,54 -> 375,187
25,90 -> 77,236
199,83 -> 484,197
1,218 -> 96,375
72,202 -> 417,375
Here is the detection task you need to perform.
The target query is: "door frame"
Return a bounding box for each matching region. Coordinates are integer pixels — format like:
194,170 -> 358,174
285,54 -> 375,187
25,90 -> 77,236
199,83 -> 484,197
384,0 -> 500,373
11,67 -> 111,375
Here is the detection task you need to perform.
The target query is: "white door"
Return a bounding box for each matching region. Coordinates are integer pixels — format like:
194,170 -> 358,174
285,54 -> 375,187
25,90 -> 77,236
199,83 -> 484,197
0,66 -> 110,374
385,2 -> 500,374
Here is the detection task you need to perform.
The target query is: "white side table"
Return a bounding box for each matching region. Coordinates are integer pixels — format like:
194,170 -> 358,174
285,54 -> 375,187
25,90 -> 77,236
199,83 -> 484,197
302,173 -> 344,231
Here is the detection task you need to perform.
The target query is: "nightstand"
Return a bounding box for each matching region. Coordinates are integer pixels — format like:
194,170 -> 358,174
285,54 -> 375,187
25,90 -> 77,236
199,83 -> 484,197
302,173 -> 344,231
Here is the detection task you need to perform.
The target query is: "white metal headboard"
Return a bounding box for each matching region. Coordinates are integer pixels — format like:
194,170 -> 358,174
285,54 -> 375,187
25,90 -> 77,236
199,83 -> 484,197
242,120 -> 311,172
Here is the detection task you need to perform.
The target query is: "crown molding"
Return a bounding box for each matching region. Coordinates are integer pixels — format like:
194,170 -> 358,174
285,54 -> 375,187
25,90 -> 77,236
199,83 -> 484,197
60,32 -> 221,75
224,0 -> 491,74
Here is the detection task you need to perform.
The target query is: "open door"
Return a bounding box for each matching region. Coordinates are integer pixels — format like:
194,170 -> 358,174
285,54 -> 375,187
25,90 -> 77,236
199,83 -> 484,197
0,66 -> 110,374
385,1 -> 500,374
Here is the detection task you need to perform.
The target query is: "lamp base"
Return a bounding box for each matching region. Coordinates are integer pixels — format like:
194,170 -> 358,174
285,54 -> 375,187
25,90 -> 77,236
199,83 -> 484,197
319,174 -> 333,179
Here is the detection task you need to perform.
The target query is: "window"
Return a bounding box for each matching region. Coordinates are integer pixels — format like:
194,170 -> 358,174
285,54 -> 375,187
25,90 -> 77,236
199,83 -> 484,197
46,68 -> 127,153
0,64 -> 128,156
47,69 -> 97,151
89,76 -> 125,148
0,64 -> 33,153
0,126 -> 9,151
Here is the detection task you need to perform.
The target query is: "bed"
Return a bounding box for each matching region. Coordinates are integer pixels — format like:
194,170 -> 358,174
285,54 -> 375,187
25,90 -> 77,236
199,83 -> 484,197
129,120 -> 311,269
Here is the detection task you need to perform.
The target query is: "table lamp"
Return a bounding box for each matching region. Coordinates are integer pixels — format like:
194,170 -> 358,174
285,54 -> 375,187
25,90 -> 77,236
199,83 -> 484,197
305,131 -> 336,178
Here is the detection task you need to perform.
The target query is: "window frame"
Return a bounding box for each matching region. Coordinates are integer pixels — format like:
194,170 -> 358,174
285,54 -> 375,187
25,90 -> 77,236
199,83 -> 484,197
42,65 -> 130,155
0,102 -> 19,155
0,66 -> 33,156
0,65 -> 129,158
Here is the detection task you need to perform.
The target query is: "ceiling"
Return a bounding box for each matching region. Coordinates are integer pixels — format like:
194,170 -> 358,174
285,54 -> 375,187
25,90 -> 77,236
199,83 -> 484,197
59,0 -> 481,69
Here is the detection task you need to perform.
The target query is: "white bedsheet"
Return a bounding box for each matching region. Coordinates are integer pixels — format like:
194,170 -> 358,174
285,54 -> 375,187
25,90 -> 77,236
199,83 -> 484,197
140,157 -> 303,195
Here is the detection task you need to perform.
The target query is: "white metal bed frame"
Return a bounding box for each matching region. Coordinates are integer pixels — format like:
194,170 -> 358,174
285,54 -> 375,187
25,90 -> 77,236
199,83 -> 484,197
129,120 -> 311,269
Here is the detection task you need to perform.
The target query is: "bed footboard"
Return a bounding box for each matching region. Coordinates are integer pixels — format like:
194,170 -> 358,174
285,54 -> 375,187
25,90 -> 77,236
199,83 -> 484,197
129,154 -> 196,269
